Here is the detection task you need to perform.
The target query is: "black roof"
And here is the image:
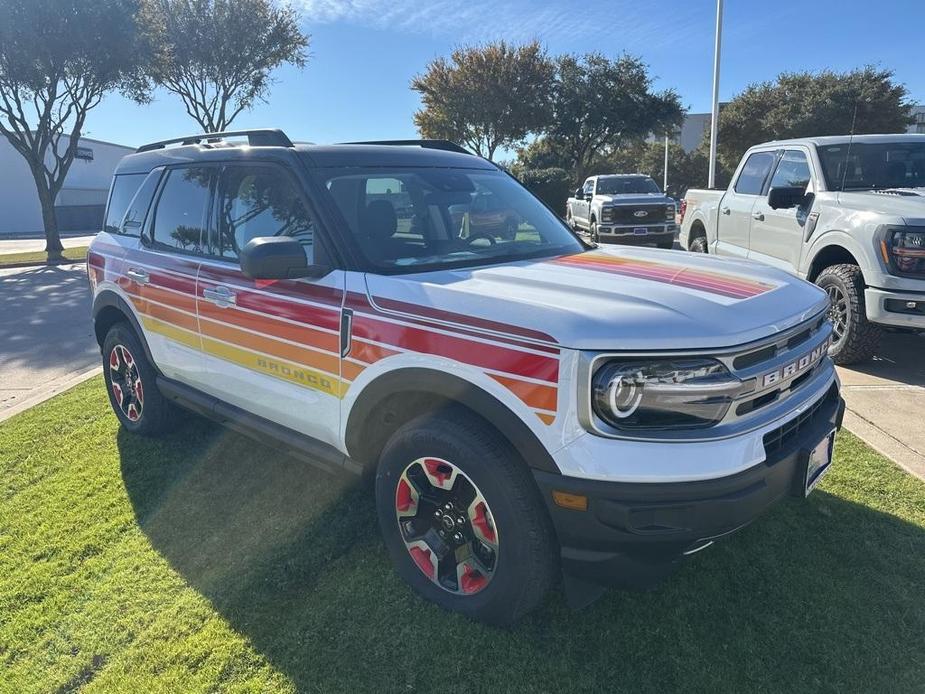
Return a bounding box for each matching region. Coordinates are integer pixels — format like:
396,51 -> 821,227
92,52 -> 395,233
115,135 -> 497,175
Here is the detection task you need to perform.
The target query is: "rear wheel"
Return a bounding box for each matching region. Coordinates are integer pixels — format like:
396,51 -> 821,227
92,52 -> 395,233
102,323 -> 174,435
375,409 -> 557,625
815,264 -> 881,365
689,234 -> 708,253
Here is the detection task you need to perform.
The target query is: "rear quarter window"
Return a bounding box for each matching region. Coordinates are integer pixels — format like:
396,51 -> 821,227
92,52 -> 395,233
104,173 -> 147,234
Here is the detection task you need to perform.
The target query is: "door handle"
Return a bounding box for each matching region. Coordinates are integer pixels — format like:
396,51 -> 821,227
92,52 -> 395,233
721,206 -> 731,215
752,210 -> 765,221
203,285 -> 236,307
126,268 -> 149,285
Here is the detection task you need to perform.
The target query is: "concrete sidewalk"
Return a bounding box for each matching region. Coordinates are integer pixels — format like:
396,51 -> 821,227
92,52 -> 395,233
837,332 -> 925,481
0,234 -> 97,254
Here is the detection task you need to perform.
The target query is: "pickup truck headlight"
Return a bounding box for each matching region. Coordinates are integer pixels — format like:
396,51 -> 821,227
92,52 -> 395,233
591,358 -> 742,431
665,204 -> 676,220
882,226 -> 925,277
601,207 -> 614,222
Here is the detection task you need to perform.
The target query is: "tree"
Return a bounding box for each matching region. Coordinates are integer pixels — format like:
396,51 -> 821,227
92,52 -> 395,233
547,53 -> 684,180
148,0 -> 308,132
411,41 -> 555,160
714,66 -> 914,171
0,0 -> 152,255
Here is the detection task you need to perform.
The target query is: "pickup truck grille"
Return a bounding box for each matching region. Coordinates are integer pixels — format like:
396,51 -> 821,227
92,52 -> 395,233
607,204 -> 668,225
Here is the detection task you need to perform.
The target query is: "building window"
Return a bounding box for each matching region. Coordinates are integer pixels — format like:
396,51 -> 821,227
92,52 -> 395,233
75,146 -> 94,161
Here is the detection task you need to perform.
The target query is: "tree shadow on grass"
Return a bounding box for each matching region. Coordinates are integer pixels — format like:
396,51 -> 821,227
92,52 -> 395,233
118,423 -> 925,693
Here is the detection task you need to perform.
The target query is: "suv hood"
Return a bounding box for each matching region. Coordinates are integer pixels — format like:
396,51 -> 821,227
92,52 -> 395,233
594,193 -> 673,205
836,189 -> 925,223
365,247 -> 828,351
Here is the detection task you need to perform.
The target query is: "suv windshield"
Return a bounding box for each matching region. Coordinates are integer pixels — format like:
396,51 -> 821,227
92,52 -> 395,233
323,167 -> 583,271
818,141 -> 925,191
595,177 -> 660,195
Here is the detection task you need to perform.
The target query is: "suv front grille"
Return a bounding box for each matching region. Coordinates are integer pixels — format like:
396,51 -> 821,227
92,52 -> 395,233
762,384 -> 838,457
609,204 -> 668,225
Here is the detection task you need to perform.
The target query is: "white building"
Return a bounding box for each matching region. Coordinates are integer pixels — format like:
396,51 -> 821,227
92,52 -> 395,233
0,135 -> 133,236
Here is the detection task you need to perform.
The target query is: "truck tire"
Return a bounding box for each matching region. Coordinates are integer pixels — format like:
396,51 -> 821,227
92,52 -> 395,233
589,219 -> 599,243
375,407 -> 557,626
102,322 -> 175,435
815,264 -> 881,365
566,208 -> 575,231
657,239 -> 675,250
689,235 -> 708,253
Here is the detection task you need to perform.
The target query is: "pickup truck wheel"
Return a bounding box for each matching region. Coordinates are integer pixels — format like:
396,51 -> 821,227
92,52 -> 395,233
589,220 -> 599,243
375,408 -> 557,626
102,323 -> 174,435
815,264 -> 881,365
689,235 -> 708,253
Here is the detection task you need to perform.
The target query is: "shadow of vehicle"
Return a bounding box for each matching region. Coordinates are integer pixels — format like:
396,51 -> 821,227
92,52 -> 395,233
117,421 -> 925,692
837,330 -> 925,388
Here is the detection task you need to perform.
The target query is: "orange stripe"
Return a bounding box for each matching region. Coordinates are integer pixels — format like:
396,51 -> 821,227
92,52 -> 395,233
199,318 -> 340,375
350,340 -> 401,364
536,412 -> 556,425
127,295 -> 199,333
199,300 -> 340,354
489,373 -> 558,412
342,360 -> 365,381
140,283 -> 198,314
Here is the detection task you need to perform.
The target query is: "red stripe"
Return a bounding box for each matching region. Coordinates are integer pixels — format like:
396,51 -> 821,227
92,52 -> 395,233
199,265 -> 344,307
226,285 -> 342,332
353,315 -> 558,383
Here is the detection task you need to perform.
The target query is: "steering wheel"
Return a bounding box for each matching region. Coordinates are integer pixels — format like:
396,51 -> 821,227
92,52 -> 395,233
466,232 -> 496,247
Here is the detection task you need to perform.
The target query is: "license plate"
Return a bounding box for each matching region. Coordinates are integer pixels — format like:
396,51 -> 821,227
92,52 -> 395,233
633,227 -> 648,235
804,430 -> 835,496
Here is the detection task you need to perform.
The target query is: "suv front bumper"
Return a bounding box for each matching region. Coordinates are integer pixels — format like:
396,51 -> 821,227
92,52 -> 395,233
534,384 -> 844,594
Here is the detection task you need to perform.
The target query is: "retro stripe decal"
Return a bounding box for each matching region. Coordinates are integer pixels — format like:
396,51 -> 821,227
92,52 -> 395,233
552,251 -> 775,300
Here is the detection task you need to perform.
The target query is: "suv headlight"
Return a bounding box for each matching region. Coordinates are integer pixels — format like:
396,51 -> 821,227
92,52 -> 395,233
591,358 -> 743,431
881,226 -> 925,277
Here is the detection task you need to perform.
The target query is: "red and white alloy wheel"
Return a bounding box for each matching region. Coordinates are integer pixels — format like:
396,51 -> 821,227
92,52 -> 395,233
108,344 -> 144,422
395,457 -> 499,595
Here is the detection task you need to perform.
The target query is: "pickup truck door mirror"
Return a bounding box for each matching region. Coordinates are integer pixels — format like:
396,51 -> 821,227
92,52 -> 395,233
767,186 -> 809,210
239,236 -> 330,280
574,187 -> 584,199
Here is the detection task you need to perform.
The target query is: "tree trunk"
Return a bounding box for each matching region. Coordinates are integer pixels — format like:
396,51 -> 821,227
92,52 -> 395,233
32,172 -> 64,258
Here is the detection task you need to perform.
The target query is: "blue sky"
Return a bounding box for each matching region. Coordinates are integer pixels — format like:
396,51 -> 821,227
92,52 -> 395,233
87,0 -> 924,149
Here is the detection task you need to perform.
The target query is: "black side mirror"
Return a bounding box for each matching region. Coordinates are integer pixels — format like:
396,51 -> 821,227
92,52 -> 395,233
574,187 -> 583,199
767,186 -> 809,210
240,237 -> 329,280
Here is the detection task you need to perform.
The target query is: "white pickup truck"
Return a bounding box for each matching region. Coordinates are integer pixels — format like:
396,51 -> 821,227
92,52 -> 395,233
566,174 -> 677,248
680,134 -> 925,364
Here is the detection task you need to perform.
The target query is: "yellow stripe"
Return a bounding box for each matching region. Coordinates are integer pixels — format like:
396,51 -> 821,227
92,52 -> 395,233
201,336 -> 346,398
142,315 -> 201,350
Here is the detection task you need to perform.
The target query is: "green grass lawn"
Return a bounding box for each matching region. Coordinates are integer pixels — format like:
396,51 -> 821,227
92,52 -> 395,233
2,378 -> 924,693
0,245 -> 88,268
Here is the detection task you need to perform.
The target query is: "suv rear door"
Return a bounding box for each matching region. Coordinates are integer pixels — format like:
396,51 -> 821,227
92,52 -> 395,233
716,150 -> 776,258
196,161 -> 345,446
747,148 -> 814,273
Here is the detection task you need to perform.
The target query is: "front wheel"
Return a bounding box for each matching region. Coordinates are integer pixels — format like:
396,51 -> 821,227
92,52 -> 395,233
815,264 -> 881,365
589,220 -> 599,244
657,238 -> 675,250
375,409 -> 557,626
102,323 -> 175,435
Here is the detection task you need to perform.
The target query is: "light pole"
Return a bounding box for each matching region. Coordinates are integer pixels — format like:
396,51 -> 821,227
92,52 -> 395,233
663,134 -> 669,193
708,0 -> 724,189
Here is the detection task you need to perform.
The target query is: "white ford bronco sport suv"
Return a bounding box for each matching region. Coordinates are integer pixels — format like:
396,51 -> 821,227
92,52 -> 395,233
89,130 -> 844,625
680,134 -> 925,364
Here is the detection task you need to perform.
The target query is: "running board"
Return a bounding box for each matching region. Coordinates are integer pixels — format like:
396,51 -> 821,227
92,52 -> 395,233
156,376 -> 362,476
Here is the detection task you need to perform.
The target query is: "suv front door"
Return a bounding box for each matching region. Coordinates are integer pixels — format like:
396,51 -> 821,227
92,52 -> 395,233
716,151 -> 776,258
748,148 -> 814,273
197,161 -> 345,446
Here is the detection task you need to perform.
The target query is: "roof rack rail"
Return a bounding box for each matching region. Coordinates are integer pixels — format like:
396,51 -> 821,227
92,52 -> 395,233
338,139 -> 473,155
136,128 -> 294,153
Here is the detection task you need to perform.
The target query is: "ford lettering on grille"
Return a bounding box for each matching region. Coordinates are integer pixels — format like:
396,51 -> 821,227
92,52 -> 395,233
760,337 -> 831,388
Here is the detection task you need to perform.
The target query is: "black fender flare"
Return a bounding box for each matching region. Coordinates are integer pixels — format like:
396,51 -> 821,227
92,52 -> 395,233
91,290 -> 157,368
344,367 -> 562,474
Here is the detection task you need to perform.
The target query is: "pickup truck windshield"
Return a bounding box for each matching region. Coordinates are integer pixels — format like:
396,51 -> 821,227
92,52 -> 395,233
323,167 -> 583,272
818,141 -> 925,191
595,177 -> 660,195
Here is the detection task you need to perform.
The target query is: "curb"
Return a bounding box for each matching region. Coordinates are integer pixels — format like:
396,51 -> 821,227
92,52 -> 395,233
842,408 -> 925,483
0,365 -> 102,425
0,257 -> 87,270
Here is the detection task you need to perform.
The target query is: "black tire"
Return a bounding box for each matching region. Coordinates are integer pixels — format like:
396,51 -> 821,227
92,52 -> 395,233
375,408 -> 557,626
689,234 -> 708,253
589,219 -> 599,244
657,239 -> 675,250
102,322 -> 175,435
815,264 -> 881,365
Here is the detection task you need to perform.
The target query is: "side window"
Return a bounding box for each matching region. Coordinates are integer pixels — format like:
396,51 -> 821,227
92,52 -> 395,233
734,152 -> 775,195
151,167 -> 212,253
120,170 -> 162,236
768,150 -> 811,191
215,165 -> 318,264
104,173 -> 146,234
